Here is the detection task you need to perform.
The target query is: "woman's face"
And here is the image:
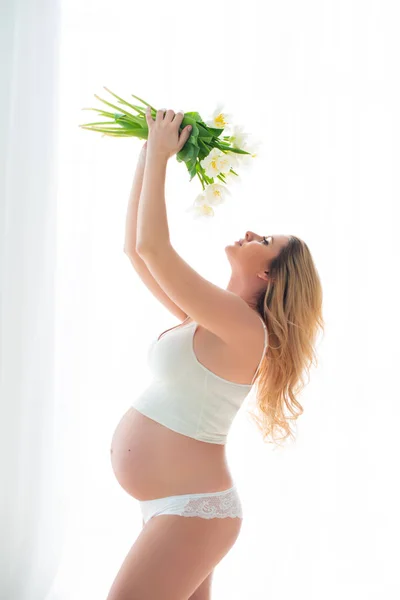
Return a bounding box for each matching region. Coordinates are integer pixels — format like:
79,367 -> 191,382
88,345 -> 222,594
226,231 -> 290,281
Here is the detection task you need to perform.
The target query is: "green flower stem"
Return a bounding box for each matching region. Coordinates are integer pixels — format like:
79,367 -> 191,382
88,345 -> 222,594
129,92 -> 156,112
203,172 -> 213,185
196,162 -> 207,190
214,141 -> 251,156
197,170 -> 205,191
81,108 -> 118,118
197,138 -> 211,156
103,87 -> 155,115
100,132 -> 135,137
92,94 -> 138,121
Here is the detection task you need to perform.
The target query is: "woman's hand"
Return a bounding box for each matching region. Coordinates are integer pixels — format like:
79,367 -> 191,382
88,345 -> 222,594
145,107 -> 192,161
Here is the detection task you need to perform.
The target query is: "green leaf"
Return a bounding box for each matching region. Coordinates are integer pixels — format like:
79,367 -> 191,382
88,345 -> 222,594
222,146 -> 252,155
197,138 -> 212,160
183,111 -> 206,123
179,117 -> 199,146
176,140 -> 200,181
207,126 -> 225,138
177,140 -> 198,163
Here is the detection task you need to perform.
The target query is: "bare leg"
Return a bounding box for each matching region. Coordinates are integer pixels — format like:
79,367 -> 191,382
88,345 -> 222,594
141,516 -> 214,599
106,514 -> 241,600
188,570 -> 214,600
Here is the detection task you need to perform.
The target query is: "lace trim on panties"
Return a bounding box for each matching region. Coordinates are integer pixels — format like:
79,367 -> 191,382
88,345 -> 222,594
181,488 -> 243,519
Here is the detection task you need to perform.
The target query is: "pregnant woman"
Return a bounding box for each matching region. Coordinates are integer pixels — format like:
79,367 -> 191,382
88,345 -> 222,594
107,108 -> 324,600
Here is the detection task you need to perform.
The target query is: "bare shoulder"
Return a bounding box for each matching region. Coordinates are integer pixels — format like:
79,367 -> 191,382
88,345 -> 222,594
190,303 -> 267,352
237,307 -> 268,353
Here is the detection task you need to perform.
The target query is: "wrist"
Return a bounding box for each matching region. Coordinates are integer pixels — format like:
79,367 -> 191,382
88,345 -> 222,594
146,147 -> 169,164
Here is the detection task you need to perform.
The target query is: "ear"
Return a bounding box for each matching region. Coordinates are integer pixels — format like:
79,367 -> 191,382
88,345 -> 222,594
257,270 -> 269,281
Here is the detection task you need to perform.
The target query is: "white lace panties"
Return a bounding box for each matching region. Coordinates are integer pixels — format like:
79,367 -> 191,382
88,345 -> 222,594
139,484 -> 243,524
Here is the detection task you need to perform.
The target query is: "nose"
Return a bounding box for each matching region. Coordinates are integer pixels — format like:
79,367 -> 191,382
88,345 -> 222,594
239,231 -> 257,245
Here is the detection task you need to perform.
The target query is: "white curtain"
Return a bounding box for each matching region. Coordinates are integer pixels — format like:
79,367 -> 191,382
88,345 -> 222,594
0,0 -> 63,598
2,0 -> 400,599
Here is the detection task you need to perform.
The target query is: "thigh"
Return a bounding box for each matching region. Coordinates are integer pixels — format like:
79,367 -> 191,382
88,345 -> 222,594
188,569 -> 214,600
106,513 -> 242,600
142,516 -> 213,600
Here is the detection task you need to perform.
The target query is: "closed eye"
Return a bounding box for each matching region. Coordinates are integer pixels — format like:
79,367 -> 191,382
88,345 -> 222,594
262,236 -> 270,245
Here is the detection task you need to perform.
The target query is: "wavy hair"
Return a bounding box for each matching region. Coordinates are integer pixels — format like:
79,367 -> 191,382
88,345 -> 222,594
246,235 -> 325,448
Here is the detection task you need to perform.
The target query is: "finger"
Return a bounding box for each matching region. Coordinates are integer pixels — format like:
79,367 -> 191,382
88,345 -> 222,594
173,111 -> 185,127
145,106 -> 153,127
164,109 -> 175,122
156,108 -> 167,123
178,125 -> 192,151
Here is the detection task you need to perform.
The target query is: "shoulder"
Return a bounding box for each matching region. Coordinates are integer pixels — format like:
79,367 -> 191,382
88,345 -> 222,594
187,303 -> 267,349
244,308 -> 268,350
223,304 -> 268,356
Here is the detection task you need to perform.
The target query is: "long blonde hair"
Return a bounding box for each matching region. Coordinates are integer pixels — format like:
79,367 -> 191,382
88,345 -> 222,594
247,235 -> 325,447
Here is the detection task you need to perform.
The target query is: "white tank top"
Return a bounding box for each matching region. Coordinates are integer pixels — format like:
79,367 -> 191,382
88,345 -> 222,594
132,315 -> 269,445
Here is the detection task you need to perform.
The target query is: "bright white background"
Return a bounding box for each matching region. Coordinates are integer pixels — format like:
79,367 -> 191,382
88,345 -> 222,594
1,0 -> 399,599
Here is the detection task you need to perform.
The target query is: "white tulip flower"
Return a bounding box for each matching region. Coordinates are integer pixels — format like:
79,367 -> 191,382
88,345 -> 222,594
205,183 -> 231,206
185,193 -> 215,218
229,124 -> 250,149
200,148 -> 233,178
205,103 -> 234,130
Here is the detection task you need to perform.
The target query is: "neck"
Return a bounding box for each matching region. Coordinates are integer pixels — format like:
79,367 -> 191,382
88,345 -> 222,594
225,273 -> 263,311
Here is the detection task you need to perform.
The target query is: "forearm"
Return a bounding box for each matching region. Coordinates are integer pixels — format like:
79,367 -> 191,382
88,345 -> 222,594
123,157 -> 146,255
136,151 -> 170,253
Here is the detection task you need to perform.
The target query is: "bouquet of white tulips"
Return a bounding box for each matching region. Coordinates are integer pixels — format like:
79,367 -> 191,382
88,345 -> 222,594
79,88 -> 260,218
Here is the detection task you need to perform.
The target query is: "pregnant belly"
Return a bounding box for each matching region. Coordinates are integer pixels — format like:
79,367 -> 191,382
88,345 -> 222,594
110,407 -> 233,501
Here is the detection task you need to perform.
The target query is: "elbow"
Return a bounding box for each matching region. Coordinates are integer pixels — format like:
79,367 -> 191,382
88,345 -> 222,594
135,241 -> 156,256
123,245 -> 139,257
135,245 -> 152,258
